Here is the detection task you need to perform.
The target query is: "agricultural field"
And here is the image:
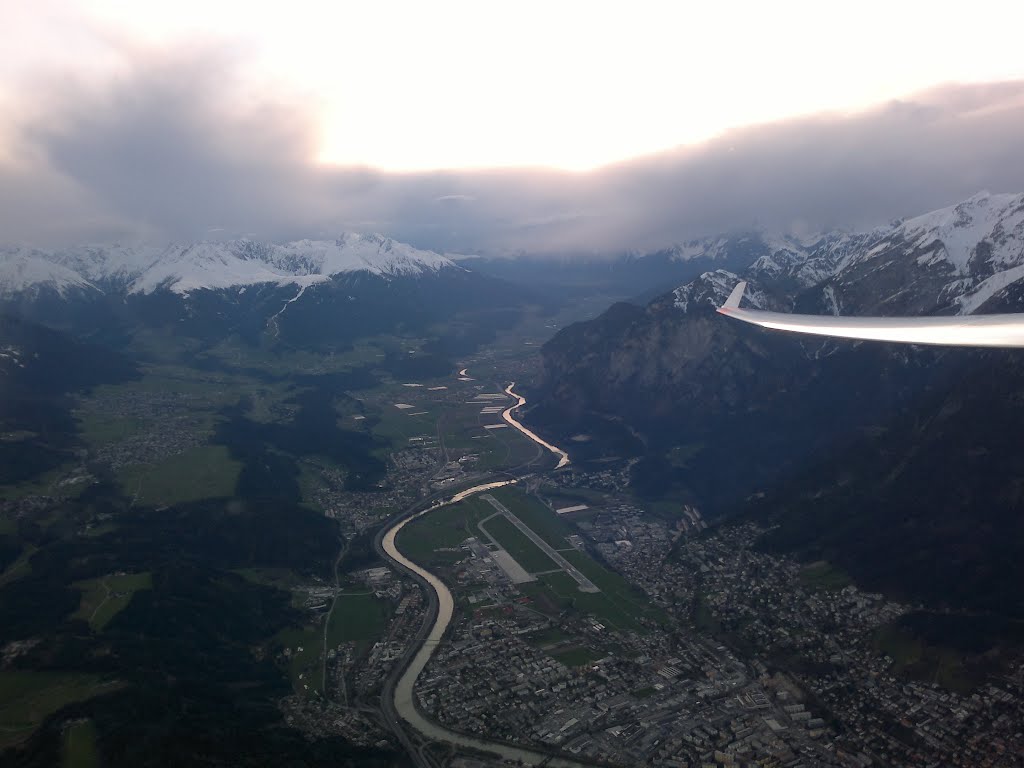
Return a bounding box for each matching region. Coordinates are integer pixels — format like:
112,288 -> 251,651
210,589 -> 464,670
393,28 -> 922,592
551,646 -> 605,667
364,375 -> 542,473
73,572 -> 153,631
395,497 -> 497,566
276,626 -> 324,697
0,545 -> 37,589
799,560 -> 852,592
0,673 -> 117,750
115,446 -> 242,506
0,461 -> 91,502
519,559 -> 662,633
478,515 -> 557,573
487,488 -> 576,548
62,719 -> 99,768
326,592 -> 391,652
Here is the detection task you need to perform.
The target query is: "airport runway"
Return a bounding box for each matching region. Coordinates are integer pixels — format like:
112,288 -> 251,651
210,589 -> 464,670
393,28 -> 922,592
480,494 -> 599,593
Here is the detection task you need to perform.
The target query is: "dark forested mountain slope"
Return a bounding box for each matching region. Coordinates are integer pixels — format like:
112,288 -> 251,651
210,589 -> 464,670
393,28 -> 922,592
530,192 -> 1024,617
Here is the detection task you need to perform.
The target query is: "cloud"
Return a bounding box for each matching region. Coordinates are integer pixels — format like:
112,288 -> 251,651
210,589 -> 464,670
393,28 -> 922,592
19,47 -> 332,244
3,45 -> 1024,255
434,194 -> 477,202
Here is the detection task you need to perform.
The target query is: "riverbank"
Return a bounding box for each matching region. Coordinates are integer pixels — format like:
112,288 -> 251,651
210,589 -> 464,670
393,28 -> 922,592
376,383 -> 587,766
502,382 -> 570,469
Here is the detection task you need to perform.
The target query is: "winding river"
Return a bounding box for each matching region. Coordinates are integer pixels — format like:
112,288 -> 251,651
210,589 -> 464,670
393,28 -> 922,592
502,382 -> 571,469
381,382 -> 582,766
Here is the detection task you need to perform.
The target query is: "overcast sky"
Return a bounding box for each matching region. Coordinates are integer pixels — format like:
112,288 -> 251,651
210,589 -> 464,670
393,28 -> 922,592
3,1 -> 1024,253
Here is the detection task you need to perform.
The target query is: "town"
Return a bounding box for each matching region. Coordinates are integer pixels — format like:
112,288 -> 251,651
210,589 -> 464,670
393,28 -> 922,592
10,358 -> 1022,768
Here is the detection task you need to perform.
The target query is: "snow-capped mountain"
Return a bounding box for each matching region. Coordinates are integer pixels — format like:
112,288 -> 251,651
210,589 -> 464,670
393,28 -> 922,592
664,232 -> 806,265
0,251 -> 99,297
0,234 -> 459,298
0,232 -> 556,357
670,191 -> 1024,318
836,191 -> 1024,315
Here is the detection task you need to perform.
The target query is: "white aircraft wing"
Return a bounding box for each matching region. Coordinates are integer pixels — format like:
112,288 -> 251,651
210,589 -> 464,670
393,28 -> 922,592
717,281 -> 1024,348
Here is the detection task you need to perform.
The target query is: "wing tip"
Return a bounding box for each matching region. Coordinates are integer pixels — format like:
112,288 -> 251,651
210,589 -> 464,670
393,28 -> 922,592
721,281 -> 747,310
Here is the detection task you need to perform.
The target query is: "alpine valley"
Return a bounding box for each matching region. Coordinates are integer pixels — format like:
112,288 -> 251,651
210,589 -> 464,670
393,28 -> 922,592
5,193 -> 1024,767
0,228 -> 750,766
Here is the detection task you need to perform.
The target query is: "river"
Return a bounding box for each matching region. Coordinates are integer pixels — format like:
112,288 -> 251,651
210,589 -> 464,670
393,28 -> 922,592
502,382 -> 570,468
381,383 -> 584,766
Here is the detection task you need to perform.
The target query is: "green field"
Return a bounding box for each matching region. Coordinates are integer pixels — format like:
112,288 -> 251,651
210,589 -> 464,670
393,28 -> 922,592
479,515 -> 557,573
474,429 -> 541,471
521,560 -> 663,633
552,646 -> 604,667
73,572 -> 153,631
398,492 -> 561,575
484,489 -> 665,630
799,561 -> 852,592
326,592 -> 390,651
488,488 -> 575,549
541,484 -> 609,508
437,400 -> 540,471
0,462 -> 90,502
74,413 -> 149,447
62,719 -> 99,768
116,445 -> 242,506
564,551 -> 666,628
197,335 -> 399,378
365,380 -> 541,472
0,672 -> 116,750
370,404 -> 439,449
523,626 -> 572,648
0,545 -> 37,589
271,592 -> 389,700
400,487 -> 664,633
277,626 -> 324,697
233,567 -> 307,591
667,443 -> 703,468
873,624 -> 978,694
395,495 -> 500,565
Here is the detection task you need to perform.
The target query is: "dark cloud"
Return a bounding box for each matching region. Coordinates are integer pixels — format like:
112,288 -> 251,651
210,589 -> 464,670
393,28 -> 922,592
21,48 -> 332,243
4,47 -> 1024,254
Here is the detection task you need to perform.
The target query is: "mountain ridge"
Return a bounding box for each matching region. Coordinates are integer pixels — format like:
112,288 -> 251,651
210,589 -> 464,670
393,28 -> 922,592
0,233 -> 461,298
528,190 -> 1024,620
531,190 -> 1024,508
673,191 -> 1024,319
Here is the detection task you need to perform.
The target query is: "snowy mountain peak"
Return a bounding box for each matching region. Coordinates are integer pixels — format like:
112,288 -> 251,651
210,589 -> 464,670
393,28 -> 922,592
666,231 -> 805,263
892,190 -> 1024,274
0,236 -> 460,297
0,249 -> 99,297
673,269 -> 773,313
680,192 -> 1024,319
